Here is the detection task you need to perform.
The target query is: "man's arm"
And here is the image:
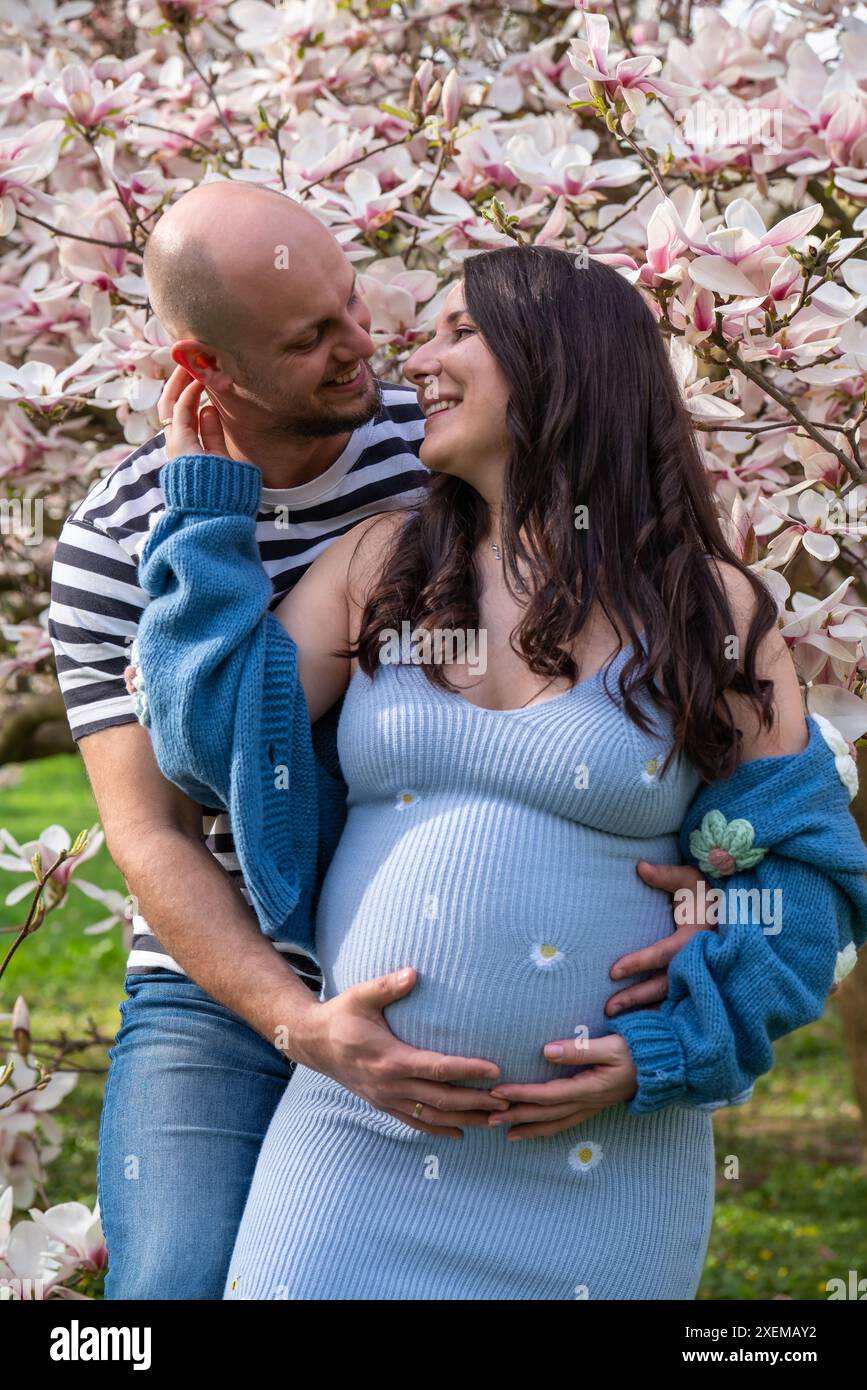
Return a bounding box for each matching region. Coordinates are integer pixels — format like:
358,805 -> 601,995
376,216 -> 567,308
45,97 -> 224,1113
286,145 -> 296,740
79,721 -> 320,1043
82,710 -> 508,1136
50,408 -> 507,1135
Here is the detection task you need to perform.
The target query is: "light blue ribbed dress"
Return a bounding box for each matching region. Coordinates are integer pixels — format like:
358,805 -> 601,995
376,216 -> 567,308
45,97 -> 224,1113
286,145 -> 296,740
224,641 -> 717,1300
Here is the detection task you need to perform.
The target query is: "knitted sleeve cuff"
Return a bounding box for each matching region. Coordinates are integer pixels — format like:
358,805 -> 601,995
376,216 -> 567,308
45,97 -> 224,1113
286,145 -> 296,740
608,1008 -> 688,1114
159,453 -> 262,517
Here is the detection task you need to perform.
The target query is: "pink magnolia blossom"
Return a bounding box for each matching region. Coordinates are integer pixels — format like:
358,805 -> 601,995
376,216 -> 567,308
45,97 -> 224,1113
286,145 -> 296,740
451,115 -> 522,193
34,63 -> 144,130
505,133 -> 641,202
671,197 -> 824,298
0,120 -> 65,234
0,344 -> 112,411
30,1200 -> 106,1274
312,167 -> 424,234
665,7 -> 785,91
441,69 -> 462,129
0,1187 -> 75,1298
0,613 -> 53,681
668,337 -> 745,422
569,11 -> 695,131
396,184 -> 528,252
56,190 -> 131,290
0,1057 -> 78,1145
0,822 -> 102,906
0,820 -> 134,934
228,0 -> 338,51
356,257 -> 438,343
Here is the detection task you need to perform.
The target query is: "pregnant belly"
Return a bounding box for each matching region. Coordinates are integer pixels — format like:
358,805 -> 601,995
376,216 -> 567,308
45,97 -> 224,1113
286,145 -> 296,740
315,796 -> 683,1086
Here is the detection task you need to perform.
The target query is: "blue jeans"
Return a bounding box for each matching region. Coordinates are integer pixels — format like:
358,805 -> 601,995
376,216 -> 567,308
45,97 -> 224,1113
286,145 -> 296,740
97,970 -> 295,1300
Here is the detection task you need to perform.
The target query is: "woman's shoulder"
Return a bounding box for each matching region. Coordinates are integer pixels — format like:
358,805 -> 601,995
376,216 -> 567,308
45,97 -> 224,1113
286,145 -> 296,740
342,509 -> 414,609
300,508 -> 413,611
703,554 -> 761,627
346,507 -> 413,549
701,555 -> 809,762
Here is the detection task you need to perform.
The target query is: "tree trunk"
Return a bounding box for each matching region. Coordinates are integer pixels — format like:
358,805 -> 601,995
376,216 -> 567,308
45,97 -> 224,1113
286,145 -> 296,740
0,690 -> 75,763
836,963 -> 867,1162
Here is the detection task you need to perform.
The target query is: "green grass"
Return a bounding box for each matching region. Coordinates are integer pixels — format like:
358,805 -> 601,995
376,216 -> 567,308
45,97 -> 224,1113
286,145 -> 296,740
0,752 -> 127,1219
1,752 -> 865,1300
705,1016 -> 867,1299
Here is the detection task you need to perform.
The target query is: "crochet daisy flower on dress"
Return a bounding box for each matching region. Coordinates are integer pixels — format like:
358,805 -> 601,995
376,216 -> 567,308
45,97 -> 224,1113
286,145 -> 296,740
811,712 -> 859,801
530,942 -> 565,969
689,810 -> 768,878
568,1141 -> 603,1174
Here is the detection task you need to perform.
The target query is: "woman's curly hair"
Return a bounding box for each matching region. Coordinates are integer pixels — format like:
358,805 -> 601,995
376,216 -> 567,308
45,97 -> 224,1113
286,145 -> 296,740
352,246 -> 777,783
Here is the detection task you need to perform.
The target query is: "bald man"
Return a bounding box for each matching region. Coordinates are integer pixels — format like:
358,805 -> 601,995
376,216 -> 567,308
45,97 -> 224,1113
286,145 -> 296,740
48,182 -> 432,1298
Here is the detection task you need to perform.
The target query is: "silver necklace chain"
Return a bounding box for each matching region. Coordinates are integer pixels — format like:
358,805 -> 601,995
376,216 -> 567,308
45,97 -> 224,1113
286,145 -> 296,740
489,539 -> 527,592
486,539 -> 549,706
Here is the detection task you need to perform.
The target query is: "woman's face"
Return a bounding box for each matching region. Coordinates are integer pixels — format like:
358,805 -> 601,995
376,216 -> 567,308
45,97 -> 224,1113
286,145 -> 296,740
403,281 -> 512,499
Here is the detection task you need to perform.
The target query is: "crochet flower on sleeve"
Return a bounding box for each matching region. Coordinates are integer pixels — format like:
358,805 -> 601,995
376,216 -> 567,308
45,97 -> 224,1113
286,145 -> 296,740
689,810 -> 769,878
810,712 -> 859,801
833,941 -> 858,987
123,636 -> 150,727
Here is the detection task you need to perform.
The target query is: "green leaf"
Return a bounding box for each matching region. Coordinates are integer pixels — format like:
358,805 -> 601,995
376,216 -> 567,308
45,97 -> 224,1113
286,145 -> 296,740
379,103 -> 414,122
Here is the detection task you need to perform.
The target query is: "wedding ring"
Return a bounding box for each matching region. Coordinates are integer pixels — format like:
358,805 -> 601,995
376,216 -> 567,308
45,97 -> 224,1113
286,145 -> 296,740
160,418 -> 173,427
413,1102 -> 424,1119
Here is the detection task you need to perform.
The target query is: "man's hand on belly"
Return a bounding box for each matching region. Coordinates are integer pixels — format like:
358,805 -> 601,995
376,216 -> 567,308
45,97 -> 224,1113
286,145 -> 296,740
289,966 -> 511,1139
485,1036 -> 639,1139
604,862 -> 714,1018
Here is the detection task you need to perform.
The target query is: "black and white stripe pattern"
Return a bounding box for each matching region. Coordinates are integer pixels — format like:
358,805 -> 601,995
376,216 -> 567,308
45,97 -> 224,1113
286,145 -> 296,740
49,382 -> 428,982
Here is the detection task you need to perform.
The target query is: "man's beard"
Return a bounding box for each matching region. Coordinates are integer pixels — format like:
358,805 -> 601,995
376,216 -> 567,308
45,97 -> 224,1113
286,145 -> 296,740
237,366 -> 383,437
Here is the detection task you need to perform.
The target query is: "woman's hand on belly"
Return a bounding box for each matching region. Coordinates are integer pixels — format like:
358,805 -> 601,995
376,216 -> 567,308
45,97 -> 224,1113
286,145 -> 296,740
606,862 -> 713,1017
484,1034 -> 639,1140
479,862 -> 706,1137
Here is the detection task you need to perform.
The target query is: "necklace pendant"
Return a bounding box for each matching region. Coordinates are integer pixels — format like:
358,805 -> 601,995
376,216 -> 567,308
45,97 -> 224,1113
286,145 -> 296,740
490,539 -> 527,592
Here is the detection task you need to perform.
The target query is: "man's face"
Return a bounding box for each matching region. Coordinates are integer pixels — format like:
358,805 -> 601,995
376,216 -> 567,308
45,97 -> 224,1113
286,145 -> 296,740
220,237 -> 382,437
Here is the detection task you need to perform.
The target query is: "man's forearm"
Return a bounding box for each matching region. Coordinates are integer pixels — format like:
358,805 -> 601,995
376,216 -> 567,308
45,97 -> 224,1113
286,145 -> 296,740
113,827 -> 320,1049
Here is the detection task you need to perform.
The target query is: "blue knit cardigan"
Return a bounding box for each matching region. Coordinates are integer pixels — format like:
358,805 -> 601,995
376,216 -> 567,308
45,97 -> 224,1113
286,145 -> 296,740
610,715 -> 867,1113
134,452 -> 867,1111
135,453 -> 347,961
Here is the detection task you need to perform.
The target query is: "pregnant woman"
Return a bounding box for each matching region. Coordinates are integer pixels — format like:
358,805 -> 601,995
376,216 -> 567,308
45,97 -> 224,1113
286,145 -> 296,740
135,247 -> 867,1299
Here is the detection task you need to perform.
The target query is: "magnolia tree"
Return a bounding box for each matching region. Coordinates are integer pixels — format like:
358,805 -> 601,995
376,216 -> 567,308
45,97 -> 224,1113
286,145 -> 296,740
2,0 -> 867,1293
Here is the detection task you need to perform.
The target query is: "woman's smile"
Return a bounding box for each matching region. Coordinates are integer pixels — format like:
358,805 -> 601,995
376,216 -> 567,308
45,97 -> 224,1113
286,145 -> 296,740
424,399 -> 462,423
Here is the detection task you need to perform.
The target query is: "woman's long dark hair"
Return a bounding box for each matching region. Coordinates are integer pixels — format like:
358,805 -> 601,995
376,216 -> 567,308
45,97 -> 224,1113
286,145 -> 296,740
352,245 -> 777,782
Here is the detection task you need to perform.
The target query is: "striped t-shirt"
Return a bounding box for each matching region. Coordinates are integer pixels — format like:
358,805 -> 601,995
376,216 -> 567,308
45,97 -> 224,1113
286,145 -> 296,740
49,381 -> 428,985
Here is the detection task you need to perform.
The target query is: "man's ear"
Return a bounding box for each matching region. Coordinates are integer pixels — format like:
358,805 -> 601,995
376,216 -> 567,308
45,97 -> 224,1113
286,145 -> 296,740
171,341 -> 234,393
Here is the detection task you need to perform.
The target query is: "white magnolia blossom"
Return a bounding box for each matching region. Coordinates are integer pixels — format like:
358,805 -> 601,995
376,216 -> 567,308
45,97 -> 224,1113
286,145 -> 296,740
0,822 -> 134,931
